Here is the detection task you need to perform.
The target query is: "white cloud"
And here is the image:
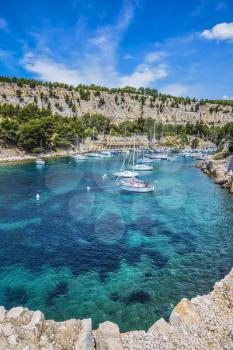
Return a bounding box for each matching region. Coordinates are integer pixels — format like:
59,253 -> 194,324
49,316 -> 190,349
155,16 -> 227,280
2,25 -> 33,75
161,83 -> 189,97
22,53 -> 82,85
119,64 -> 167,88
144,51 -> 166,64
201,22 -> 233,41
0,49 -> 10,58
222,95 -> 233,100
0,18 -> 8,30
21,2 -> 168,89
123,53 -> 134,60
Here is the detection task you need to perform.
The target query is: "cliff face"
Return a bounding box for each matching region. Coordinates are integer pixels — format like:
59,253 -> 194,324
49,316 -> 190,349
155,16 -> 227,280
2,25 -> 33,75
0,269 -> 232,349
0,82 -> 233,125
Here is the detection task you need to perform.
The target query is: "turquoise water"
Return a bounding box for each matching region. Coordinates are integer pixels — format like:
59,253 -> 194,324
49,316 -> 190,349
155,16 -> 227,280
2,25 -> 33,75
0,155 -> 232,332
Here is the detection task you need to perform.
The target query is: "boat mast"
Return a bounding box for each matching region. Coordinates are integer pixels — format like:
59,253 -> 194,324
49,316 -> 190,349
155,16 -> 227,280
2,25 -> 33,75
132,135 -> 135,174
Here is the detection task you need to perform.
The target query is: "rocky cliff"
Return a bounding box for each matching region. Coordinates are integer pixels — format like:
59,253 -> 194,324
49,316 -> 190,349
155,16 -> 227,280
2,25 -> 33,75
197,156 -> 233,194
0,82 -> 233,125
0,269 -> 232,349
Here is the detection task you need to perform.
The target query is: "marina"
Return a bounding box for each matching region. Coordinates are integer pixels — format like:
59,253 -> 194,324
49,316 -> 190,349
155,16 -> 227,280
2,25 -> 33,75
0,151 -> 232,332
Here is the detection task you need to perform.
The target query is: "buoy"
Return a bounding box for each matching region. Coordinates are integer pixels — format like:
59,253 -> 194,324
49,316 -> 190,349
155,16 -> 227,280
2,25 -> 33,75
36,193 -> 40,200
87,186 -> 90,191
102,174 -> 107,180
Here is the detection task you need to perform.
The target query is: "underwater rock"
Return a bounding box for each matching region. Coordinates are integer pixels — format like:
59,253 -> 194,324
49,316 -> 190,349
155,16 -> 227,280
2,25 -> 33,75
124,290 -> 151,305
110,293 -> 120,302
46,281 -> 69,306
4,287 -> 28,309
144,272 -> 153,278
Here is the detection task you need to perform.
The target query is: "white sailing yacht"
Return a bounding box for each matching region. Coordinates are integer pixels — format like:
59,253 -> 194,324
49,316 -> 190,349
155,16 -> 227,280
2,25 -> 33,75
113,149 -> 139,178
117,138 -> 155,193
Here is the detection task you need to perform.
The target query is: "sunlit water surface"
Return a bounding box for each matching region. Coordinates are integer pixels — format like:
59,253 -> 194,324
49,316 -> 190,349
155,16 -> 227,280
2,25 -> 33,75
0,155 -> 232,331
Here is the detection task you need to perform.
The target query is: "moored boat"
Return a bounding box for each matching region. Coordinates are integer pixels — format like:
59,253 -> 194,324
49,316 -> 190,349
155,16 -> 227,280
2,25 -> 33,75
99,151 -> 112,156
133,164 -> 153,171
87,152 -> 103,158
138,158 -> 154,164
113,170 -> 139,178
36,159 -> 45,165
73,154 -> 87,160
118,178 -> 155,193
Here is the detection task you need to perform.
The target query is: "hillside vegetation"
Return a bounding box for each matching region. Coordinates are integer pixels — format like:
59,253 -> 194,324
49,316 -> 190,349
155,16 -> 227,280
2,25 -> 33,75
0,76 -> 233,153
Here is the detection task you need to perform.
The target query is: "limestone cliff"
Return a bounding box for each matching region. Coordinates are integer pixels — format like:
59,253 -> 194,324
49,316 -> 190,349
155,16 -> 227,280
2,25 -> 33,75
0,82 -> 233,125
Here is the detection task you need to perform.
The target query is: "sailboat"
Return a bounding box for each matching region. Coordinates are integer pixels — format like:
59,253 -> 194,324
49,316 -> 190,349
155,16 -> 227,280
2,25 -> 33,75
36,139 -> 45,165
117,137 -> 155,193
113,147 -> 139,177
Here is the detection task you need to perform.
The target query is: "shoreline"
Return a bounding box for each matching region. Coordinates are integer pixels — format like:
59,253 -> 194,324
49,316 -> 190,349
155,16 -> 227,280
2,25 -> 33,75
197,156 -> 233,194
0,149 -> 77,164
0,268 -> 232,349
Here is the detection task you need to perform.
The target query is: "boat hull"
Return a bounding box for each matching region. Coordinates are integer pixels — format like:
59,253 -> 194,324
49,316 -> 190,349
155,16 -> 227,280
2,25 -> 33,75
113,171 -> 139,178
134,165 -> 153,171
120,185 -> 154,193
36,160 -> 45,165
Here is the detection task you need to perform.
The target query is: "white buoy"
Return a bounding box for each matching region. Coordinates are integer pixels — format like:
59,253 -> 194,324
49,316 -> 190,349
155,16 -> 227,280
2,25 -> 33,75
102,174 -> 107,180
36,193 -> 40,200
87,186 -> 90,192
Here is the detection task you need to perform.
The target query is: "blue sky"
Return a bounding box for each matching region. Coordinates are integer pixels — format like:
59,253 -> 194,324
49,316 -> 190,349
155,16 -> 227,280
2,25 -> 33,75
0,0 -> 233,99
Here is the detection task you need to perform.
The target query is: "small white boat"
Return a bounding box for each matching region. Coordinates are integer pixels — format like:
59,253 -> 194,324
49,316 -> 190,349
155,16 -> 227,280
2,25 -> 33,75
138,158 -> 154,164
134,164 -> 153,171
150,153 -> 167,160
36,159 -> 45,165
73,154 -> 87,160
119,178 -> 155,193
113,170 -> 139,178
99,151 -> 111,156
87,153 -> 103,158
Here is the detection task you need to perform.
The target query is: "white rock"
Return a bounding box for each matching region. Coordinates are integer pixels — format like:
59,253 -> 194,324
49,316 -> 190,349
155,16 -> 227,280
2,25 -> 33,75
1,323 -> 13,336
8,334 -> 17,346
0,306 -> 6,322
75,318 -> 93,350
30,310 -> 44,326
95,321 -> 123,350
7,307 -> 24,319
147,318 -> 172,336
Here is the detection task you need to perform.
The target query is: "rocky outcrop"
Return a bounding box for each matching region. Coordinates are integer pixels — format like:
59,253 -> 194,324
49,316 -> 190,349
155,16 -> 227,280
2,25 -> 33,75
197,156 -> 233,193
0,82 -> 233,125
0,269 -> 232,349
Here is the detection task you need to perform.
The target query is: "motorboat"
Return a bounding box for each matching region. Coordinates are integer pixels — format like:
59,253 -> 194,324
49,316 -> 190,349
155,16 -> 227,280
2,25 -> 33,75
99,151 -> 112,156
73,154 -> 87,160
113,170 -> 139,178
133,164 -> 153,171
138,157 -> 154,164
87,153 -> 103,158
150,153 -> 167,160
36,159 -> 45,165
118,178 -> 155,193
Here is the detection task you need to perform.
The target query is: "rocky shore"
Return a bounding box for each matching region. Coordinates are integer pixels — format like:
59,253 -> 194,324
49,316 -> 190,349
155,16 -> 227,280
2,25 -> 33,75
0,147 -> 76,164
197,155 -> 233,194
0,269 -> 232,349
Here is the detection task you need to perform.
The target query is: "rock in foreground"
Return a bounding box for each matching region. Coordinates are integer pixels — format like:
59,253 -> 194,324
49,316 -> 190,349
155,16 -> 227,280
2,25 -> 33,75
0,269 -> 232,349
